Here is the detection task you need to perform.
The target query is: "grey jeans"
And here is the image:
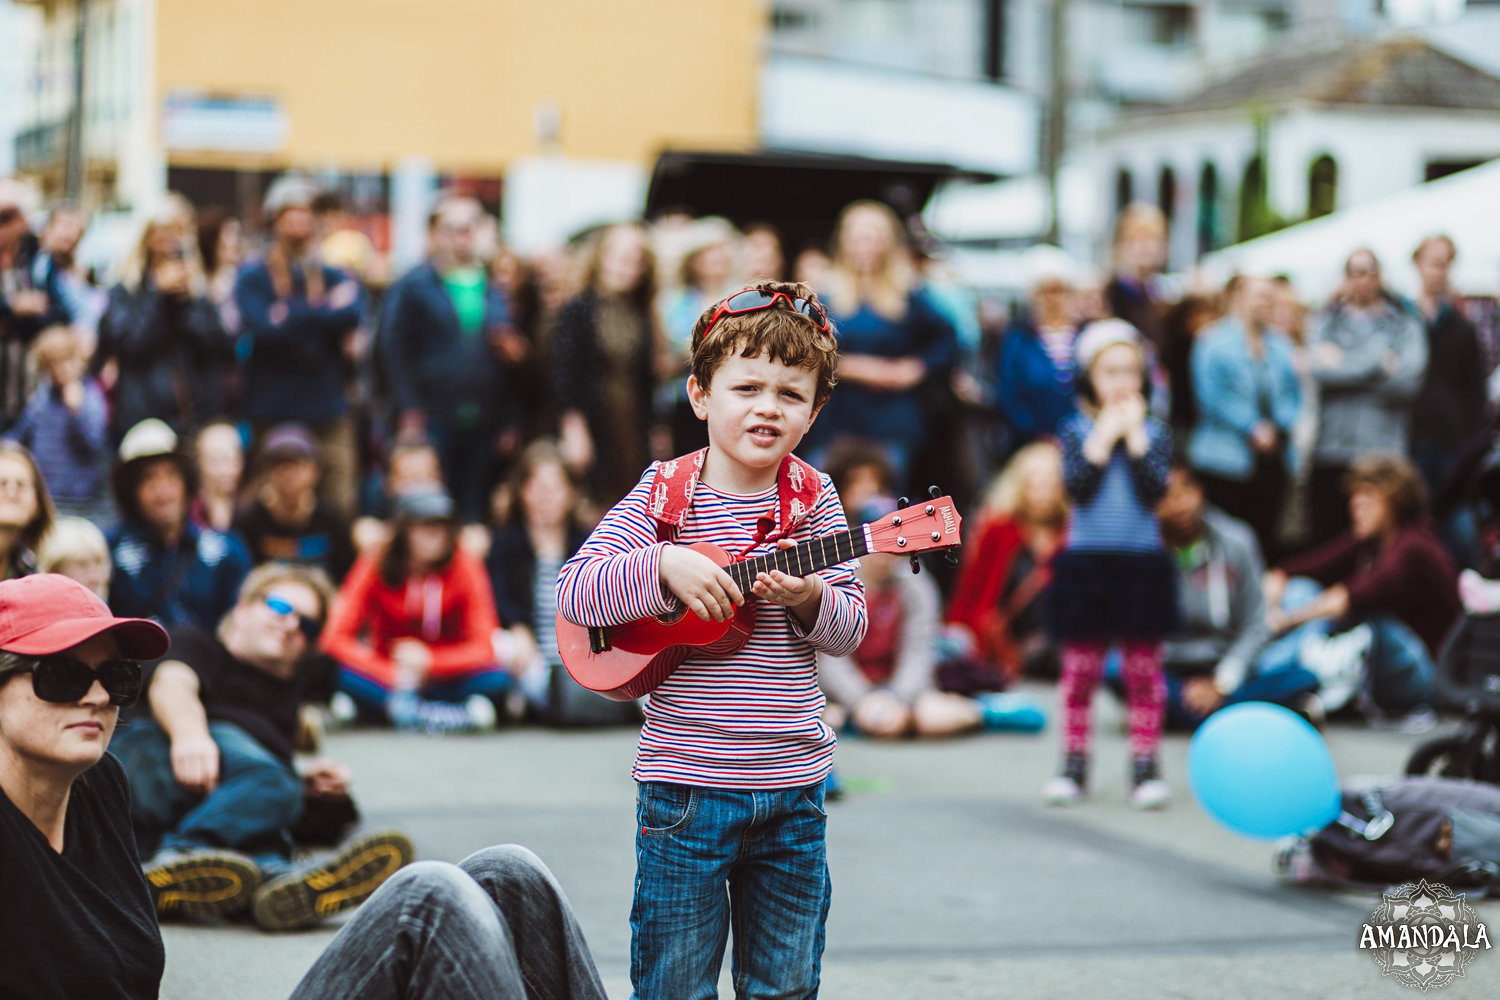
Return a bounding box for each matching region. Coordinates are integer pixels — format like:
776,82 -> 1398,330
290,845 -> 607,1000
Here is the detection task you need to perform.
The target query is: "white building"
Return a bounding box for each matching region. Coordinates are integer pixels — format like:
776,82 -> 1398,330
1095,35 -> 1500,270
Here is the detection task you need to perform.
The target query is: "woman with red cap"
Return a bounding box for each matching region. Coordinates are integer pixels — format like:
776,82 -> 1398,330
0,573 -> 171,999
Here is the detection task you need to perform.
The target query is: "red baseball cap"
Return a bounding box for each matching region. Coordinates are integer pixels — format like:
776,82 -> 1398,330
0,574 -> 169,659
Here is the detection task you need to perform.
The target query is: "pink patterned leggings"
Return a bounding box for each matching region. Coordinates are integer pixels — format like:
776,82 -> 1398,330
1058,640 -> 1165,758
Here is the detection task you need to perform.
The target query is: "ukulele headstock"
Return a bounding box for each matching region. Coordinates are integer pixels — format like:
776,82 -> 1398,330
864,487 -> 962,560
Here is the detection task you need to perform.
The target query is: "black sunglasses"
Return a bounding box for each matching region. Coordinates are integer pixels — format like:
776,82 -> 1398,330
4,655 -> 143,707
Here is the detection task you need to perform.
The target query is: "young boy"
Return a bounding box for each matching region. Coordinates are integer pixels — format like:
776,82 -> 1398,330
557,281 -> 867,999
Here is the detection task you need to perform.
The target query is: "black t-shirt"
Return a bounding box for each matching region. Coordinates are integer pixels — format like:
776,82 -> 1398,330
0,753 -> 165,1000
133,626 -> 334,761
232,498 -> 355,583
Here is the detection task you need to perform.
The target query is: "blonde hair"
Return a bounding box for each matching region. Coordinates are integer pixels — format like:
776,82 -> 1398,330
826,200 -> 912,320
27,325 -> 84,379
1112,202 -> 1167,253
119,193 -> 206,296
982,441 -> 1067,526
235,562 -> 337,622
37,516 -> 109,573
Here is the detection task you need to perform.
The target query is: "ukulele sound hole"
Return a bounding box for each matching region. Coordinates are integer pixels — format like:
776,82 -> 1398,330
656,605 -> 688,625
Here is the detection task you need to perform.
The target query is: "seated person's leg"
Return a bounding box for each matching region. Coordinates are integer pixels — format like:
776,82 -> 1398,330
289,861 -> 537,1000
851,688 -> 912,738
421,667 -> 514,706
1365,617 -> 1436,714
458,845 -> 608,1000
1222,665 -> 1320,712
337,666 -> 396,723
110,718 -> 200,857
164,722 -> 303,866
911,690 -> 982,737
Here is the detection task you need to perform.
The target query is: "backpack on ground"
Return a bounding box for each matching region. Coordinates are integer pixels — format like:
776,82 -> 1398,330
1282,775 -> 1500,895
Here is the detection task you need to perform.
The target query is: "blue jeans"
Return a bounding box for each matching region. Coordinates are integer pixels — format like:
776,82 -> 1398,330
110,718 -> 304,877
1256,577 -> 1435,713
338,666 -> 514,722
631,782 -> 830,1000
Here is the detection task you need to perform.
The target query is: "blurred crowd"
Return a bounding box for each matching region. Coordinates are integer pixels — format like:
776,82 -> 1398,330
1,170 -> 1498,746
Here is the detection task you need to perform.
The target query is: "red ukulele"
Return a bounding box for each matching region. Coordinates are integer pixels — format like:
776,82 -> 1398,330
558,490 -> 963,701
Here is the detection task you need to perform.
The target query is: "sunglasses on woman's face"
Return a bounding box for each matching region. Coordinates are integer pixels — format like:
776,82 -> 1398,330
264,594 -> 323,642
5,656 -> 143,707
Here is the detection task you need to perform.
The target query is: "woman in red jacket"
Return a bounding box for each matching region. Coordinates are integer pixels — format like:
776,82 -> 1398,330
948,441 -> 1069,680
324,488 -> 505,733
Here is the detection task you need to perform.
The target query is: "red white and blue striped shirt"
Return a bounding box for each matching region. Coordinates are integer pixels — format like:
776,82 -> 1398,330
557,464 -> 867,789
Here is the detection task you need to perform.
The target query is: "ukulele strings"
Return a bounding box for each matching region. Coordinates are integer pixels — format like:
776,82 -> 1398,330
726,529 -> 869,594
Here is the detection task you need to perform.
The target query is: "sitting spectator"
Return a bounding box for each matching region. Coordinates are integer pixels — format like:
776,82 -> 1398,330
190,420 -> 243,532
489,441 -> 634,725
233,423 -> 354,582
823,437 -> 897,524
106,419 -> 250,629
112,563 -> 414,931
352,437 -> 442,554
1141,463 -> 1318,729
1264,453 -> 1459,720
92,193 -> 232,441
323,487 -> 504,733
8,325 -> 112,523
38,515 -> 112,599
818,498 -> 982,738
0,439 -> 53,579
948,441 -> 1067,679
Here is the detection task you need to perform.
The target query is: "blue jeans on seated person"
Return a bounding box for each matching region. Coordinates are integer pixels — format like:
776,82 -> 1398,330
110,718 -> 304,877
631,781 -> 830,1000
1256,577 -> 1435,714
1104,656 -> 1320,730
338,666 -> 514,724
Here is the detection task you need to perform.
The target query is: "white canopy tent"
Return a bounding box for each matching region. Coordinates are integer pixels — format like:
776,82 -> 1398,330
1200,159 -> 1500,301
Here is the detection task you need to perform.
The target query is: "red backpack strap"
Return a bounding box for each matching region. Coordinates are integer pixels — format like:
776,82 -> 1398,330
646,449 -> 708,541
644,448 -> 822,545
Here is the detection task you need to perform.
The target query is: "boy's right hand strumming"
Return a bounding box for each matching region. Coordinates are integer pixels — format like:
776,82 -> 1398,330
661,546 -> 745,623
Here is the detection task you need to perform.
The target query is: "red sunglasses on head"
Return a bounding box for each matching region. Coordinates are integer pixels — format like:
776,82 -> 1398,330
696,289 -> 831,348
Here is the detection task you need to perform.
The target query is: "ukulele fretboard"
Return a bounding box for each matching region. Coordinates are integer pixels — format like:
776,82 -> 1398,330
724,528 -> 869,595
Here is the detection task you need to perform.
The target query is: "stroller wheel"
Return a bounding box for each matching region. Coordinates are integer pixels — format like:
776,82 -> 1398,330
1406,735 -> 1479,779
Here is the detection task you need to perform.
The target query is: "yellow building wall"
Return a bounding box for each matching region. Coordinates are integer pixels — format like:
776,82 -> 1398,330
156,0 -> 764,171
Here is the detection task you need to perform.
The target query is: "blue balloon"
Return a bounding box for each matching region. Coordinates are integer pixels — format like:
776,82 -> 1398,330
1187,702 -> 1341,840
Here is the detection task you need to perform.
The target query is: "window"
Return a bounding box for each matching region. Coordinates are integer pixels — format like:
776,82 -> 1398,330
1425,160 -> 1488,183
1307,154 -> 1336,219
771,7 -> 818,30
1196,162 -> 1218,257
1116,168 -> 1134,214
1158,165 -> 1176,223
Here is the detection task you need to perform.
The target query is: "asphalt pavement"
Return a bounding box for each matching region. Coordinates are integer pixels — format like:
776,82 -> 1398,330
158,686 -> 1500,999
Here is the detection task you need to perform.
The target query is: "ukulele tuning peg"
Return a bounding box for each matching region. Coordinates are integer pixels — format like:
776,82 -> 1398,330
909,556 -> 922,575
897,496 -> 910,509
928,485 -> 942,499
944,551 -> 960,568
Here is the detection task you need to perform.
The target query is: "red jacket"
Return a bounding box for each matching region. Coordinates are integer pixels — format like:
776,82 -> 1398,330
947,515 -> 1056,676
322,549 -> 499,686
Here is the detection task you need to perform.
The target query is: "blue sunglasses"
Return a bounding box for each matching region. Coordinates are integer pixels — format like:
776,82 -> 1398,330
265,594 -> 323,641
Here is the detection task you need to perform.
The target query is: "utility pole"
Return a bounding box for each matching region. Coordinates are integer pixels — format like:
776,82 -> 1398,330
64,0 -> 88,201
1044,0 -> 1068,246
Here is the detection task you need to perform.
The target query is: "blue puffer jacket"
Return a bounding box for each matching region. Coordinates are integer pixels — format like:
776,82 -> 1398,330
1188,317 -> 1301,481
995,321 -> 1076,442
106,521 -> 250,631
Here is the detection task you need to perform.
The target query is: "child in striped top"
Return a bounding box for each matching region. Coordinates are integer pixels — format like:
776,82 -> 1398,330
1043,319 -> 1179,810
556,281 -> 867,999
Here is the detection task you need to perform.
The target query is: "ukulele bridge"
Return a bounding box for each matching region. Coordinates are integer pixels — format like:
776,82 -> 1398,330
588,626 -> 613,654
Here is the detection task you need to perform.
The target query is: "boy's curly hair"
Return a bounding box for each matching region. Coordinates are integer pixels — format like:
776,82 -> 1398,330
689,281 -> 839,409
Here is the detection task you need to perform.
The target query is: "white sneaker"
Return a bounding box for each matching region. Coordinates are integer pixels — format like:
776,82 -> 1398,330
465,694 -> 498,731
329,692 -> 357,726
1043,775 -> 1085,806
1128,778 -> 1172,810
